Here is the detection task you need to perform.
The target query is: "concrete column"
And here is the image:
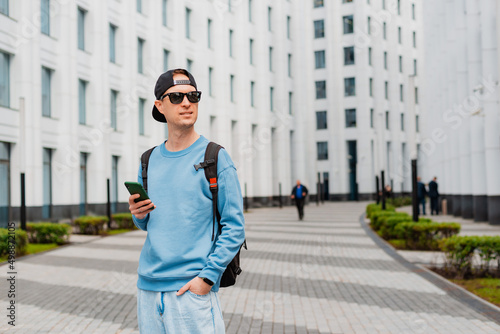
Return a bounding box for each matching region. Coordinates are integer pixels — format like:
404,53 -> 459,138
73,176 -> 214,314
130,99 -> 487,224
482,0 -> 500,225
466,0 -> 488,221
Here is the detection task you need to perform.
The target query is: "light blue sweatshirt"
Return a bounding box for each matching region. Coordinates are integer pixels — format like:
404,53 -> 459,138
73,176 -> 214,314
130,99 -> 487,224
132,136 -> 245,292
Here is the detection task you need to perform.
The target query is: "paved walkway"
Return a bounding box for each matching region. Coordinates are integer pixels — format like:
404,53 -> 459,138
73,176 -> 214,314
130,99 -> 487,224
1,202 -> 500,333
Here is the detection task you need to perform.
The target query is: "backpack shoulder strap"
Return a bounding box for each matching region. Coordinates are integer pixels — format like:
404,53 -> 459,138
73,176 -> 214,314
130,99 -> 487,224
140,146 -> 156,193
194,142 -> 223,241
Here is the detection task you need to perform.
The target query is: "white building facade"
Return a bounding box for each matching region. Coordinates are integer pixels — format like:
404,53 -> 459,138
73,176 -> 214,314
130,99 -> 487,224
421,0 -> 500,225
0,0 -> 423,225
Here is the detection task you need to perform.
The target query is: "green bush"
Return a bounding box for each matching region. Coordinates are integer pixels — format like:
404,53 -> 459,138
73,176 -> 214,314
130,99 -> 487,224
439,236 -> 500,278
0,228 -> 28,257
395,222 -> 461,250
74,216 -> 109,235
112,213 -> 135,229
26,222 -> 71,244
370,211 -> 408,231
380,217 -> 431,239
386,196 -> 412,208
366,203 -> 395,219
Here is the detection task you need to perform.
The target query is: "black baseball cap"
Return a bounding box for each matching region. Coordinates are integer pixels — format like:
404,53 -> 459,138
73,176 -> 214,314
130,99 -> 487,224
152,68 -> 198,123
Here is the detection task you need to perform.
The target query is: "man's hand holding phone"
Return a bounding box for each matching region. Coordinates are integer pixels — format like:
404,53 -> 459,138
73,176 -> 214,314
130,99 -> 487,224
125,181 -> 156,219
128,194 -> 155,219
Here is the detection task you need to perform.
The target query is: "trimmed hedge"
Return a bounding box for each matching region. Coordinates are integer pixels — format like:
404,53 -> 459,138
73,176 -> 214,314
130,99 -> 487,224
0,228 -> 28,257
26,222 -> 71,244
386,196 -> 412,208
395,222 -> 461,250
439,236 -> 500,278
370,211 -> 408,231
366,203 -> 395,219
380,217 -> 431,239
74,216 -> 109,235
112,213 -> 135,229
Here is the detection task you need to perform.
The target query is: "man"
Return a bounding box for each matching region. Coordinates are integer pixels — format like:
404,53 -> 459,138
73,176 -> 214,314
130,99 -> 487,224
128,69 -> 245,333
428,177 -> 439,215
291,180 -> 308,220
417,176 -> 427,215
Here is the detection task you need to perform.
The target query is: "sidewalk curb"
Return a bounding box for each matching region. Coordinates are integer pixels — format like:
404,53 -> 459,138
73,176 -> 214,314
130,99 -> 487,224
359,212 -> 500,325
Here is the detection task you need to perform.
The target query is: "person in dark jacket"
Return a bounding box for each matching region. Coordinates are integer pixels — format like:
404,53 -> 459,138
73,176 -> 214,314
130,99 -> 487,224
291,180 -> 308,220
428,177 -> 439,215
417,176 -> 427,215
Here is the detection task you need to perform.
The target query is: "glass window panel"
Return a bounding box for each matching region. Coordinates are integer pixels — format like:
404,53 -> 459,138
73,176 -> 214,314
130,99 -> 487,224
0,52 -> 9,108
41,0 -> 50,35
109,24 -> 116,63
78,79 -> 86,125
0,0 -> 8,16
316,111 -> 327,129
345,109 -> 357,128
343,15 -> 354,34
78,8 -> 85,50
111,90 -> 117,130
139,98 -> 145,135
344,47 -> 355,65
42,67 -> 51,117
317,142 -> 328,160
315,50 -> 325,69
344,77 -> 356,97
315,81 -> 326,99
314,20 -> 324,38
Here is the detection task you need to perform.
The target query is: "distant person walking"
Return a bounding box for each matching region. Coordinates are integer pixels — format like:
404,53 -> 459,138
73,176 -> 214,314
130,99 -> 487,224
417,176 -> 427,215
291,180 -> 308,220
428,177 -> 439,215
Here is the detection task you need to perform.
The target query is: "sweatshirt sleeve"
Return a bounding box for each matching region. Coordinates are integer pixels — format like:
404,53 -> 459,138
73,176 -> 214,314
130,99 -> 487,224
199,152 -> 245,284
132,161 -> 150,231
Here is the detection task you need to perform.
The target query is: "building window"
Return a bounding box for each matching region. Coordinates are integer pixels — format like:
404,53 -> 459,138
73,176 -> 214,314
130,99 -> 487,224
162,0 -> 168,26
287,16 -> 291,39
0,142 -> 10,227
209,67 -> 213,96
250,81 -> 255,107
316,111 -> 327,129
270,87 -> 274,111
186,8 -> 191,39
288,54 -> 292,77
77,7 -> 86,51
343,0 -> 353,3
229,30 -> 234,57
314,20 -> 325,38
367,16 -> 371,34
383,22 -> 387,39
249,39 -> 254,65
0,0 -> 8,16
110,90 -> 118,130
413,32 -> 417,48
268,6 -> 272,31
139,98 -> 145,135
343,15 -> 354,34
369,78 -> 373,97
415,87 -> 419,104
401,113 -> 405,131
137,38 -> 144,74
111,155 -> 119,213
42,67 -> 52,117
385,111 -> 390,129
416,115 -> 420,132
269,47 -> 273,71
412,4 -> 416,20
400,84 -> 404,102
399,55 -> 403,72
345,109 -> 357,128
368,47 -> 372,66
0,52 -> 9,108
136,0 -> 142,13
382,0 -> 386,9
228,0 -> 232,12
314,0 -> 324,7
41,0 -> 50,35
42,148 -> 52,219
207,19 -> 212,48
370,109 -> 374,128
414,59 -> 417,75
163,49 -> 170,71
384,81 -> 388,99
315,50 -> 325,69
78,79 -> 87,125
79,152 -> 88,216
315,81 -> 326,99
230,75 -> 234,102
344,77 -> 356,97
187,59 -> 193,72
397,0 -> 401,15
398,27 -> 401,44
317,142 -> 328,160
109,24 -> 117,63
344,47 -> 355,65
288,92 -> 293,115
384,51 -> 388,69
249,0 -> 252,22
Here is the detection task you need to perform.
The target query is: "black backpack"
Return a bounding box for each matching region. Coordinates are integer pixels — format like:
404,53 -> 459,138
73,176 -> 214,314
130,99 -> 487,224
140,142 -> 247,288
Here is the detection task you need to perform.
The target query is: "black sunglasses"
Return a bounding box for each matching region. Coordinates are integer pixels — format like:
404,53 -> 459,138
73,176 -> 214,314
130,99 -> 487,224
160,91 -> 202,104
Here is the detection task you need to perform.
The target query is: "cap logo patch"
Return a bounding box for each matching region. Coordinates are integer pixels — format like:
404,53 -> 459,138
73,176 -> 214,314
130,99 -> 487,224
173,80 -> 191,85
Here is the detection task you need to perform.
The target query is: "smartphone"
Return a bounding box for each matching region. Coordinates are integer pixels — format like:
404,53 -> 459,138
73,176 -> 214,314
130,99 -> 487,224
124,181 -> 150,203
